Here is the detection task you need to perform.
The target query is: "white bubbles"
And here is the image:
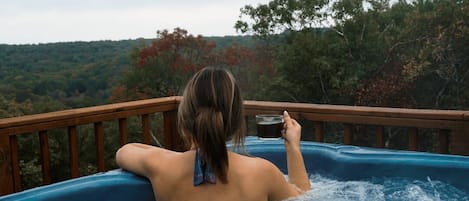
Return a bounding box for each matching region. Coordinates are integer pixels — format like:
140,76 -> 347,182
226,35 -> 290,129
285,174 -> 469,201
293,175 -> 384,201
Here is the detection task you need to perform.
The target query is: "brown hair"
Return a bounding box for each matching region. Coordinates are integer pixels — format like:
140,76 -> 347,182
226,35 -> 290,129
178,67 -> 246,183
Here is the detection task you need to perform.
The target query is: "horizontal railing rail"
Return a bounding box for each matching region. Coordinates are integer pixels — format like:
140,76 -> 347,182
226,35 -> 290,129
0,96 -> 468,196
243,100 -> 469,153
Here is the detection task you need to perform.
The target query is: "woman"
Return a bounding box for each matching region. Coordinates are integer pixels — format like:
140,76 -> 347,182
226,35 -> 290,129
116,67 -> 310,201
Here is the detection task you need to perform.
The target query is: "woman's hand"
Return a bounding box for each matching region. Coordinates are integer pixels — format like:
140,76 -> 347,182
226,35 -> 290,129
282,111 -> 301,148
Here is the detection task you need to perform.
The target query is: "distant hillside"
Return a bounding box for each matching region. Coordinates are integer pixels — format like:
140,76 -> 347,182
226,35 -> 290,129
206,35 -> 259,50
0,35 -> 259,110
0,40 -> 142,107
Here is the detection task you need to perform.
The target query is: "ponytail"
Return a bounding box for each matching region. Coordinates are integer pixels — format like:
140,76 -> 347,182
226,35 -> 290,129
178,67 -> 246,184
193,107 -> 228,183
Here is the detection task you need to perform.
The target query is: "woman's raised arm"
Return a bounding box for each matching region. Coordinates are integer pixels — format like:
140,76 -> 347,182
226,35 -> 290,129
282,111 -> 311,191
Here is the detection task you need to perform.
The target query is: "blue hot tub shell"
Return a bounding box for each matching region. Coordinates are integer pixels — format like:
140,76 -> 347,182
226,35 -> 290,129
1,137 -> 468,201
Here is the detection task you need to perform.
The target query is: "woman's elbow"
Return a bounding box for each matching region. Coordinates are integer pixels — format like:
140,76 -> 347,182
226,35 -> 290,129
115,143 -> 133,167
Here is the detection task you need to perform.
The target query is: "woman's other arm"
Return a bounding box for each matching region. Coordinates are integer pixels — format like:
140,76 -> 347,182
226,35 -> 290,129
115,143 -> 161,177
283,111 -> 311,191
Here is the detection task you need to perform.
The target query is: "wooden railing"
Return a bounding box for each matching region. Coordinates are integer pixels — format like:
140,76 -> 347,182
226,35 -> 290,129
1,96 -> 468,195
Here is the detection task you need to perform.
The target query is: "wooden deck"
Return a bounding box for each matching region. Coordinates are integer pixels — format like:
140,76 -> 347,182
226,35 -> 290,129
1,96 -> 468,195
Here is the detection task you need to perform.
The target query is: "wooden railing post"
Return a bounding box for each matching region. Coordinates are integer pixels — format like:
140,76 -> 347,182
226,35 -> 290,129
68,126 -> 79,178
10,136 -> 21,192
314,122 -> 324,142
375,126 -> 385,148
119,118 -> 128,146
344,124 -> 353,145
450,124 -> 469,155
38,131 -> 51,185
142,114 -> 151,144
94,123 -> 105,172
0,135 -> 14,195
408,128 -> 418,151
438,129 -> 449,154
163,110 -> 181,151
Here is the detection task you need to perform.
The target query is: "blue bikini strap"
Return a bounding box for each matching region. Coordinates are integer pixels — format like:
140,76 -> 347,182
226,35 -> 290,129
193,148 -> 216,186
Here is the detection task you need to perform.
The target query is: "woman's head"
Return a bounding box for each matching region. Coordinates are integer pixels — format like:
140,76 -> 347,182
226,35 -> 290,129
178,67 -> 246,183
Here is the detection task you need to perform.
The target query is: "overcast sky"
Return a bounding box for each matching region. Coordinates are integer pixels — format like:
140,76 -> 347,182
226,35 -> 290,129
0,0 -> 270,45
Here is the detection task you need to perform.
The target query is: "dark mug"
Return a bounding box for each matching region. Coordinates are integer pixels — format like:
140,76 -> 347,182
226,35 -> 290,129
256,114 -> 284,139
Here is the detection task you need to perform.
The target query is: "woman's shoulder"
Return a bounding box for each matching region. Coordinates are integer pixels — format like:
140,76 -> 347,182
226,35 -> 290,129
228,152 -> 288,197
229,152 -> 280,175
145,146 -> 185,167
116,143 -> 183,178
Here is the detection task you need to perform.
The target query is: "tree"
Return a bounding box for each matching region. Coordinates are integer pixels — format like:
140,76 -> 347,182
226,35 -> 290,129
396,0 -> 469,109
213,43 -> 275,99
236,0 -> 399,104
111,28 -> 216,101
235,0 -> 331,36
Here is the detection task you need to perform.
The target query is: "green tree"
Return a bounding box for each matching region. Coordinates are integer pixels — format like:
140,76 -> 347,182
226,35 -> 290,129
236,0 -> 401,104
397,0 -> 469,109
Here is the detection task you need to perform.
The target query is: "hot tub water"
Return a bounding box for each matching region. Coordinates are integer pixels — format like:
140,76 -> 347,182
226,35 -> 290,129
288,174 -> 469,201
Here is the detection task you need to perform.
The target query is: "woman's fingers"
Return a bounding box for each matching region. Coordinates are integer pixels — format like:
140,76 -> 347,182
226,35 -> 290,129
284,110 -> 290,118
284,110 -> 299,128
283,110 -> 292,126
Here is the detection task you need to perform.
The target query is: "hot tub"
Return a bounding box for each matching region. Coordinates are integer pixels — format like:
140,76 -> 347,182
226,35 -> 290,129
2,137 -> 468,201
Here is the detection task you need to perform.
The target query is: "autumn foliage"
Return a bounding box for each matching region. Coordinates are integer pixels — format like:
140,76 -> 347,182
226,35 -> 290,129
137,28 -> 215,72
110,28 -> 274,102
356,72 -> 414,108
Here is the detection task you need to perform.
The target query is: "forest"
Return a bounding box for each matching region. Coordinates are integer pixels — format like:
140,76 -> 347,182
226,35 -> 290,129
1,0 -> 468,189
0,36 -> 258,118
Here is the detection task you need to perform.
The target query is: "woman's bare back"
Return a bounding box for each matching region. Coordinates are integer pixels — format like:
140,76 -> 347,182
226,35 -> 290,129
145,149 -> 293,201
